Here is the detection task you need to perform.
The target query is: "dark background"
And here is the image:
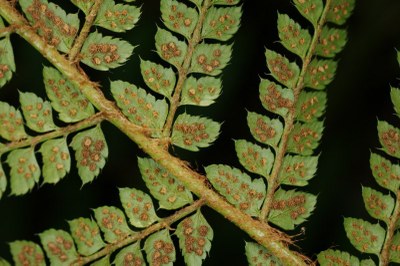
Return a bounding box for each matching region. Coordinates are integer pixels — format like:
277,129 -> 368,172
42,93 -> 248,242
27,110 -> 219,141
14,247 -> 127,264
1,0 -> 400,264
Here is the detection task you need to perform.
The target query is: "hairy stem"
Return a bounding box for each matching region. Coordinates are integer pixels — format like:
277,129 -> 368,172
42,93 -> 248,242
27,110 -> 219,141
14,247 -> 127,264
259,0 -> 332,221
68,0 -> 103,62
161,0 -> 212,138
0,112 -> 105,155
379,190 -> 400,266
71,199 -> 206,265
0,2 -> 309,264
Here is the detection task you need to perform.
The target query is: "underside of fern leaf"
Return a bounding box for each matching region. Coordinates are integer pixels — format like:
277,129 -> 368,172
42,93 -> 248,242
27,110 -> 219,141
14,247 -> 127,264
318,52 -> 400,266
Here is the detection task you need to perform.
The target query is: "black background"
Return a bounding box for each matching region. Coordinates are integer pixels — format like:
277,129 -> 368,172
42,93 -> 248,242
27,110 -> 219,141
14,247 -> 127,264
1,0 -> 400,264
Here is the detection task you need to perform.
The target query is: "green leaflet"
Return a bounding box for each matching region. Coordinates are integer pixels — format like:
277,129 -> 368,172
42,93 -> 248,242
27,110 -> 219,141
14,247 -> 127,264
315,26 -> 347,58
93,206 -> 133,243
138,157 -> 193,210
390,232 -> 400,263
68,217 -> 105,256
9,241 -> 45,266
70,125 -> 108,185
140,59 -> 176,98
0,101 -> 27,141
111,80 -> 168,134
7,148 -> 40,196
277,13 -> 311,58
201,6 -> 242,41
171,113 -> 220,151
279,155 -> 318,186
176,211 -> 213,266
234,139 -> 274,178
19,91 -> 58,133
144,229 -> 176,266
205,164 -> 266,216
119,187 -> 159,228
245,242 -> 282,266
377,121 -> 400,159
317,249 -> 360,266
0,17 -> 15,89
265,49 -> 300,88
39,138 -> 71,184
268,189 -> 316,230
259,79 -> 294,118
344,217 -> 385,255
287,121 -> 324,155
155,27 -> 188,68
113,242 -> 145,266
0,164 -> 6,199
370,152 -> 400,193
181,76 -> 222,106
80,31 -> 134,71
362,186 -> 394,224
189,43 -> 232,76
43,66 -> 95,123
161,0 -> 198,40
391,87 -> 400,117
38,229 -> 78,265
295,91 -> 327,122
247,111 -> 284,149
19,0 -> 79,53
304,59 -> 337,90
71,0 -> 93,14
95,0 -> 141,32
326,0 -> 355,25
0,257 -> 10,266
293,0 -> 323,26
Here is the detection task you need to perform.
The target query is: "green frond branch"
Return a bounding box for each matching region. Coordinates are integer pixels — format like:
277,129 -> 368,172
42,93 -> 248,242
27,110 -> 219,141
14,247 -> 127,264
161,0 -> 212,138
0,25 -> 14,38
0,112 -> 105,155
71,199 -> 205,266
379,190 -> 400,266
0,2 -> 308,264
259,0 -> 332,221
68,0 -> 104,62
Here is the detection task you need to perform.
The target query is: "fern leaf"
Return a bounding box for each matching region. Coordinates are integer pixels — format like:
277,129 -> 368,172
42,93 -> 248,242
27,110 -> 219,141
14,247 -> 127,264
245,242 -> 282,266
304,59 -> 337,90
0,101 -> 27,141
390,233 -> 400,263
318,249 -> 361,266
0,17 -> 15,89
119,187 -> 160,228
247,111 -> 284,149
370,152 -> 400,193
7,148 -> 40,195
138,157 -> 193,210
295,91 -> 327,122
161,0 -> 198,40
362,186 -> 395,224
287,121 -> 324,155
140,59 -> 176,99
201,6 -> 242,41
189,43 -> 232,76
315,27 -> 348,58
43,66 -> 95,123
68,217 -> 106,256
93,206 -> 133,243
234,139 -> 274,178
293,0 -> 324,26
111,80 -> 168,134
80,31 -> 135,70
205,164 -> 266,216
19,0 -> 79,53
9,241 -> 45,266
171,113 -> 220,151
95,0 -> 141,32
39,138 -> 71,184
70,0 -> 93,14
343,217 -> 385,255
155,27 -> 187,68
377,120 -> 400,159
278,155 -> 318,186
113,242 -> 145,266
38,229 -> 79,265
180,76 -> 222,106
268,189 -> 316,230
259,79 -> 294,118
176,210 -> 213,266
19,91 -> 58,133
265,49 -> 300,88
326,0 -> 355,25
70,125 -> 108,185
143,229 -> 176,266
